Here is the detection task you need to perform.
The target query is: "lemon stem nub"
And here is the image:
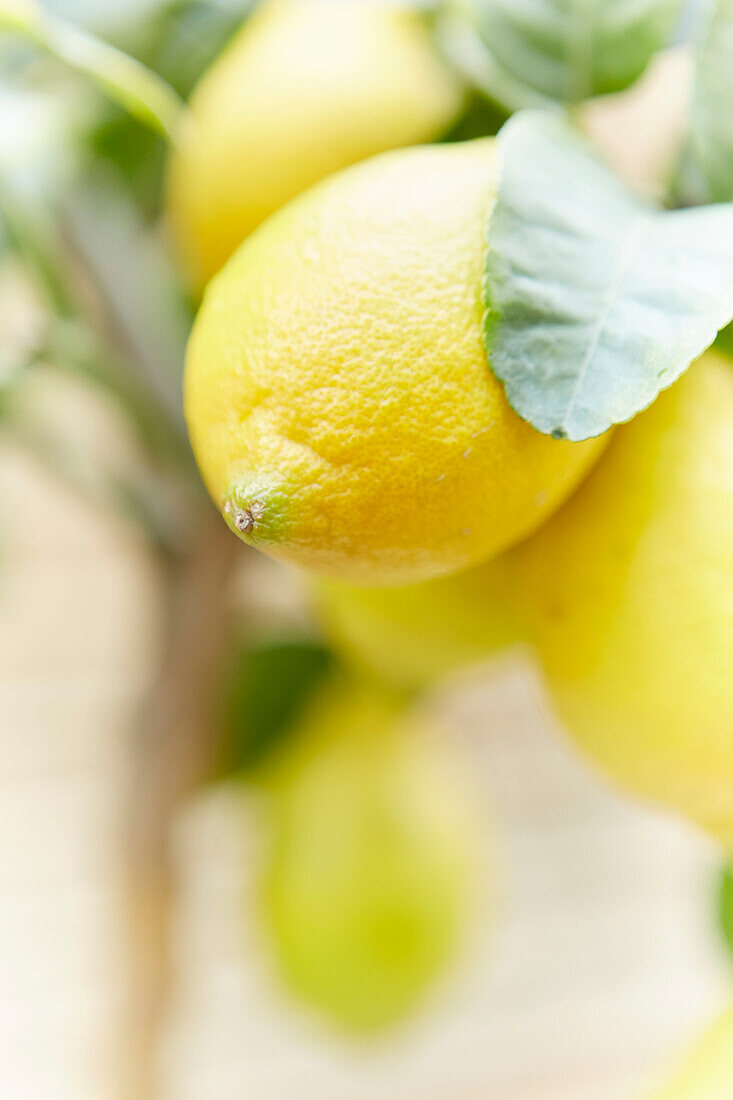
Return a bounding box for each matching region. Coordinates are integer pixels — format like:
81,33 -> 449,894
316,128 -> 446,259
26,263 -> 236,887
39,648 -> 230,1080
234,509 -> 255,534
224,496 -> 258,536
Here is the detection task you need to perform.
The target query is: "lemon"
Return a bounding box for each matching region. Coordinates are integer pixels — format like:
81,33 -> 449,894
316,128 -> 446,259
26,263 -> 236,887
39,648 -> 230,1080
642,1005 -> 733,1099
166,0 -> 466,291
258,675 -> 482,1031
311,556 -> 520,691
511,352 -> 733,844
185,140 -> 607,584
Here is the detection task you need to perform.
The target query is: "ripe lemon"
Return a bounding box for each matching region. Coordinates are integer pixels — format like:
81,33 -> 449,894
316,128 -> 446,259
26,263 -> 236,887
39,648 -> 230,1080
166,0 -> 466,291
258,675 -> 482,1031
311,556 -> 520,691
642,1004 -> 733,1099
185,140 -> 607,584
511,352 -> 733,844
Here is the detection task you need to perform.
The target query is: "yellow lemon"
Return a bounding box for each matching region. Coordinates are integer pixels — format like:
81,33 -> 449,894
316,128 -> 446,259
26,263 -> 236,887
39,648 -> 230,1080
166,0 -> 466,291
311,555 -> 520,691
642,1005 -> 733,1099
511,352 -> 733,845
185,140 -> 607,584
258,675 -> 482,1031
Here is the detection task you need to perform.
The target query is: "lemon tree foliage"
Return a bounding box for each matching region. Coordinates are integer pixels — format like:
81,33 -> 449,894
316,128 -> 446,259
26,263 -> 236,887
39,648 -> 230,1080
220,639 -> 334,774
467,0 -> 682,106
717,324 -> 733,358
0,0 -> 184,140
88,0 -> 253,221
484,111 -> 733,441
720,863 -> 733,960
676,0 -> 733,205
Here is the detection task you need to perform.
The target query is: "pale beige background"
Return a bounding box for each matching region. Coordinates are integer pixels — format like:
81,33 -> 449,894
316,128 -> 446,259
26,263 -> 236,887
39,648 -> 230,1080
0,431 -> 729,1100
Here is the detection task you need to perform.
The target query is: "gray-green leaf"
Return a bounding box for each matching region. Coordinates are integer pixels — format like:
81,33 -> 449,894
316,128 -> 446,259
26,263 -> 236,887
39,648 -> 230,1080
484,111 -> 733,441
676,0 -> 733,205
466,0 -> 683,105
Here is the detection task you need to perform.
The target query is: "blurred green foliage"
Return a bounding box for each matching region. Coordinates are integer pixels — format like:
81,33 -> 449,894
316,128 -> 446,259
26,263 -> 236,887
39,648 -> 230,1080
716,324 -> 733,358
720,862 -> 733,958
219,637 -> 335,774
674,0 -> 733,206
442,0 -> 684,112
86,1 -> 256,219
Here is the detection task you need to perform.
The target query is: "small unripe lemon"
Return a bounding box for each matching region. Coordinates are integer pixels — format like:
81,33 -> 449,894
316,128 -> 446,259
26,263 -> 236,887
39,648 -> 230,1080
511,352 -> 733,845
311,554 -> 520,691
185,140 -> 608,584
258,676 -> 483,1031
167,0 -> 466,291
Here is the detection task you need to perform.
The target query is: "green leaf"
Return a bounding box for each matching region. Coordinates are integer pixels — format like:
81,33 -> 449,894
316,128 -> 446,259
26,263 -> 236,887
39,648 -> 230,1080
433,9 -> 559,115
220,638 -> 334,774
719,862 -> 733,959
465,0 -> 682,106
484,111 -> 733,441
135,0 -> 256,100
85,1 -> 254,220
0,0 -> 184,141
676,0 -> 733,205
715,322 -> 733,359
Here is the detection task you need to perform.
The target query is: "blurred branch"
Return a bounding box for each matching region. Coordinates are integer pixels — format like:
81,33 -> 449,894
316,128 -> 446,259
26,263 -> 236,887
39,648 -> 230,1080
0,180 -> 76,318
3,405 -> 192,552
42,316 -> 193,475
125,510 -> 239,1100
0,0 -> 186,142
0,174 -> 194,478
60,179 -> 191,434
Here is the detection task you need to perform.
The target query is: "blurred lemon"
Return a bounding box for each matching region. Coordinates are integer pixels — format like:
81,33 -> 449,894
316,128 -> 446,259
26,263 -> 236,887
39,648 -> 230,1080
311,555 -> 520,691
258,675 -> 483,1031
511,352 -> 733,844
166,0 -> 466,290
185,140 -> 607,584
642,1005 -> 733,1099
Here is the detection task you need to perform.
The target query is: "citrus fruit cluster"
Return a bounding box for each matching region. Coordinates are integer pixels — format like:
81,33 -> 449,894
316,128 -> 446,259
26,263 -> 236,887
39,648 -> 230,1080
172,0 -> 733,1035
310,350 -> 733,848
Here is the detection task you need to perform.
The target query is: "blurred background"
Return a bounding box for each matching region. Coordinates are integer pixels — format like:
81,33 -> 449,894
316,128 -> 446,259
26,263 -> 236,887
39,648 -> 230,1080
0,1 -> 731,1098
